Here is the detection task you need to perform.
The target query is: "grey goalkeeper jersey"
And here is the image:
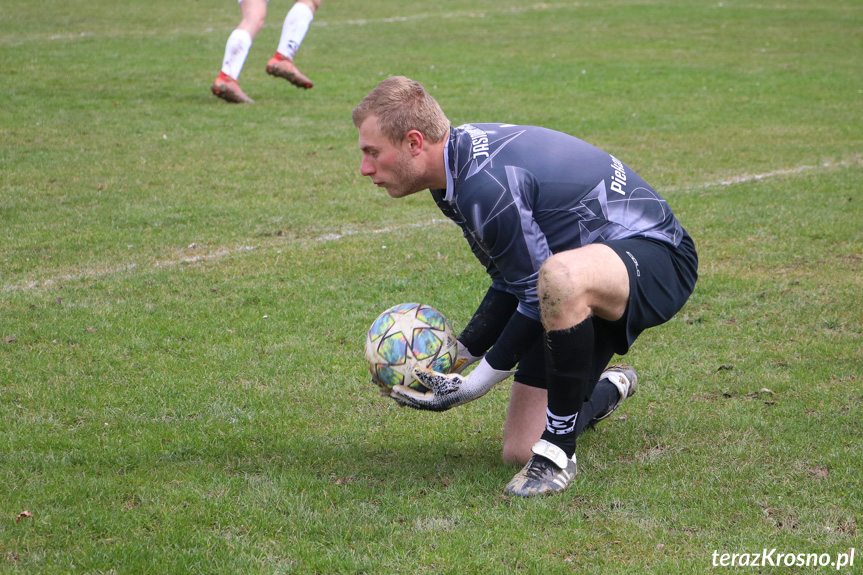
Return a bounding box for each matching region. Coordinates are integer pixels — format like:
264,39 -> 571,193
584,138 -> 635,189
430,123 -> 684,321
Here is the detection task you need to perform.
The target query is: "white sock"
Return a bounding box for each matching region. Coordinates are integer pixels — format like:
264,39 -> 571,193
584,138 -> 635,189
277,2 -> 314,60
221,28 -> 253,80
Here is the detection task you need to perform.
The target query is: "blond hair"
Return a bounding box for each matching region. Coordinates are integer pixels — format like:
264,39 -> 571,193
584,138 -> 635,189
352,76 -> 450,144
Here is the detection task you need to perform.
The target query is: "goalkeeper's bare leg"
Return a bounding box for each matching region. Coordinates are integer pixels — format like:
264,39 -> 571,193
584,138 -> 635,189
502,373 -> 636,466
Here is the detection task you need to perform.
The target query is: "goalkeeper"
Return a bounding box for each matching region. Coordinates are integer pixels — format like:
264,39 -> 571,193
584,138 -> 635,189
352,77 -> 698,497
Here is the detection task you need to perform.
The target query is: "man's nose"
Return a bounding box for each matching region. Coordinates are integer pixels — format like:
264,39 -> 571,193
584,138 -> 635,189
360,157 -> 374,176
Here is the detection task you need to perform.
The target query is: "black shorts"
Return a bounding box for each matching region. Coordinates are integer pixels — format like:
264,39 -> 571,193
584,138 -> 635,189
515,230 -> 698,388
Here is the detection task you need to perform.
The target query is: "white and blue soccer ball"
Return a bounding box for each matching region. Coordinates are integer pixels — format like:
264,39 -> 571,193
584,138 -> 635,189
364,303 -> 458,392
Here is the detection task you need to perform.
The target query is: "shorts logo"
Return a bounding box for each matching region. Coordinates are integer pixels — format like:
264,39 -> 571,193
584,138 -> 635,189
626,250 -> 641,277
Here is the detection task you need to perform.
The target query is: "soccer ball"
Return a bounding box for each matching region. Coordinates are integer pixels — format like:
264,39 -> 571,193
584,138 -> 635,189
364,302 -> 458,392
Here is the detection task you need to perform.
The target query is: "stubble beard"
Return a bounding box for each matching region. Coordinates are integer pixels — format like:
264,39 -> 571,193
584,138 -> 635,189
386,151 -> 427,198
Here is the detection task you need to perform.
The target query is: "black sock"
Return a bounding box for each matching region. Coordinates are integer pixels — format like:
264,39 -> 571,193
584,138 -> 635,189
574,378 -> 620,435
540,319 -> 595,458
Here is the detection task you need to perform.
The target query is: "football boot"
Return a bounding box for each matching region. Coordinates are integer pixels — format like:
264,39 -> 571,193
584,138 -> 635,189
504,440 -> 577,497
590,364 -> 638,425
266,54 -> 313,89
211,72 -> 254,103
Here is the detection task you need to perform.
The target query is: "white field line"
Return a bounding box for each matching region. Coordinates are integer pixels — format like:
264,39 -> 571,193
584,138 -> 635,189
313,4 -> 587,28
3,246 -> 258,293
1,220 -> 454,293
665,156 -> 862,193
30,4 -> 588,44
3,158 -> 859,293
35,1 -> 840,46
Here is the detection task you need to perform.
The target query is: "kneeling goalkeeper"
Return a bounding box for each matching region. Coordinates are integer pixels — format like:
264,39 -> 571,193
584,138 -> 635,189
352,77 -> 698,497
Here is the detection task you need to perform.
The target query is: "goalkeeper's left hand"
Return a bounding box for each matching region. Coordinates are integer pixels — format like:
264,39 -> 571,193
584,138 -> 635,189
390,358 -> 513,412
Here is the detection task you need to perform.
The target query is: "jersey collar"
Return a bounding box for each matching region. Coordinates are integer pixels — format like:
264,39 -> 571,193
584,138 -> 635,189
442,129 -> 455,202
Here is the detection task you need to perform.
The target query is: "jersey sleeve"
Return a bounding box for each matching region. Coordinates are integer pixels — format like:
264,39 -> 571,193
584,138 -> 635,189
457,285 -> 519,357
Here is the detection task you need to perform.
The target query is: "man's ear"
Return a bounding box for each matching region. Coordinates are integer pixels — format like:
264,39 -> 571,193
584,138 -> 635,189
405,130 -> 424,156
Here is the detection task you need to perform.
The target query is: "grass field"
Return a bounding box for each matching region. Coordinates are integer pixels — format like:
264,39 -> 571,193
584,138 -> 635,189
2,0 -> 861,573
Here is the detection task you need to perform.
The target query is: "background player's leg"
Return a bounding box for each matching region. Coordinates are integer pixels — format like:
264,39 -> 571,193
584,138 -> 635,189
266,0 -> 320,89
212,0 -> 268,103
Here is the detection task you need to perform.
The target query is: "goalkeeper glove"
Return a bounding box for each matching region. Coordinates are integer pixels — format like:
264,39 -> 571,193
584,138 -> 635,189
391,358 -> 514,412
451,339 -> 483,374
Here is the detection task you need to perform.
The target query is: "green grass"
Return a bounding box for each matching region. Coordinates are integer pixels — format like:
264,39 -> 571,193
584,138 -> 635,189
1,0 -> 862,573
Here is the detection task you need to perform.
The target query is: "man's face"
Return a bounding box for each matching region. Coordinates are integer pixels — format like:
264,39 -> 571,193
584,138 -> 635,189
358,116 -> 425,198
